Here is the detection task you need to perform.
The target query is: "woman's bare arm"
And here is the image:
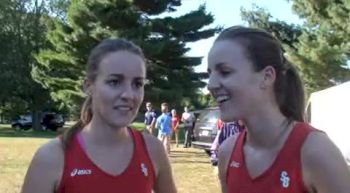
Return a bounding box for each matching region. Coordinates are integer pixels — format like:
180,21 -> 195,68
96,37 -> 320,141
218,135 -> 238,193
21,138 -> 64,193
143,133 -> 177,193
302,131 -> 350,193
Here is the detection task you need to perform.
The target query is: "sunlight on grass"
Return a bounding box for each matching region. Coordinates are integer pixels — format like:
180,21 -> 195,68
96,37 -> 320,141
0,123 -> 220,193
130,122 -> 145,131
170,146 -> 220,193
0,137 -> 50,193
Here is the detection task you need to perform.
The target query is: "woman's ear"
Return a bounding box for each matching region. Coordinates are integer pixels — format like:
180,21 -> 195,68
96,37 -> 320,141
83,79 -> 93,96
260,65 -> 276,89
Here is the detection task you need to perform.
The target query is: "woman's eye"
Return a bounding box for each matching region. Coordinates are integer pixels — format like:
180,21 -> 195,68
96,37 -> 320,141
220,70 -> 231,76
107,79 -> 120,86
134,80 -> 145,88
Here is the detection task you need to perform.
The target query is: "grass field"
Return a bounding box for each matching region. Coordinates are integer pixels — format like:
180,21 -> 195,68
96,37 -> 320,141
0,124 -> 220,193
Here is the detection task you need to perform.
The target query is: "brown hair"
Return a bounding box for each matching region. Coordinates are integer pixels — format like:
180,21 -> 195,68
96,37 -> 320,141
216,26 -> 305,122
62,39 -> 145,149
161,102 -> 169,113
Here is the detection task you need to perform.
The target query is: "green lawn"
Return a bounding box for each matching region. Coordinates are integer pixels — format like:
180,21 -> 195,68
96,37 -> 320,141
0,124 -> 220,193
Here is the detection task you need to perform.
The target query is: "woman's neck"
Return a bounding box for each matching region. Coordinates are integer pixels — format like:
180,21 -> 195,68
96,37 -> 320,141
82,116 -> 130,147
244,109 -> 292,148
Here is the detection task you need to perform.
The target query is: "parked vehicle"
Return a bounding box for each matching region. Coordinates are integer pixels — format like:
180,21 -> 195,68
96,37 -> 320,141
11,115 -> 33,130
189,109 -> 203,129
192,107 -> 220,155
41,113 -> 65,131
11,112 -> 65,131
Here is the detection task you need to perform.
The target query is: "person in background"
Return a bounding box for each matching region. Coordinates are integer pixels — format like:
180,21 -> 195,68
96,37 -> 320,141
144,102 -> 157,135
210,120 -> 244,166
207,26 -> 350,193
21,39 -> 176,193
155,103 -> 172,154
171,109 -> 181,147
181,106 -> 195,148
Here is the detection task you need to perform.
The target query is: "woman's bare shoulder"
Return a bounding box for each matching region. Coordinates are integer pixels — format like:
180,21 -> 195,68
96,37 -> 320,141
141,132 -> 176,193
32,138 -> 65,172
141,133 -> 165,160
302,131 -> 350,192
219,134 -> 239,158
21,138 -> 65,193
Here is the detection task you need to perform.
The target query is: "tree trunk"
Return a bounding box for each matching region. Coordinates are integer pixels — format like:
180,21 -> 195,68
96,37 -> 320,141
32,110 -> 42,130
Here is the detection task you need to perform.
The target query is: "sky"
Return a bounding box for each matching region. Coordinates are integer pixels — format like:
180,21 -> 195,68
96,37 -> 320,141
163,0 -> 303,73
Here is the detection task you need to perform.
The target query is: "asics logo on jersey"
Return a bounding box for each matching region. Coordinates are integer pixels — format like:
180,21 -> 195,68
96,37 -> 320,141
229,160 -> 240,168
141,163 -> 148,177
280,171 -> 290,188
70,168 -> 92,177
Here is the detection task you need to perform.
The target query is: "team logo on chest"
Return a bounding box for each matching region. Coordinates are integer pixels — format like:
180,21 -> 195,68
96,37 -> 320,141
141,163 -> 148,177
280,171 -> 290,188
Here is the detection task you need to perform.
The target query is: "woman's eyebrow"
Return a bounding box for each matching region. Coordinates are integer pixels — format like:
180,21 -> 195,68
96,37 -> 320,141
108,74 -> 123,78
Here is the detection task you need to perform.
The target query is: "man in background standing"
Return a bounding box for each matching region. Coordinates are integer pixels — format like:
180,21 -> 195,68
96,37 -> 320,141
155,103 -> 172,153
144,102 -> 156,135
181,106 -> 195,148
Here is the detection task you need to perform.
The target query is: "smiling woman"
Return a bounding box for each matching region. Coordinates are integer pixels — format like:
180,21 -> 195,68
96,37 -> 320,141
20,39 -> 177,193
207,26 -> 350,193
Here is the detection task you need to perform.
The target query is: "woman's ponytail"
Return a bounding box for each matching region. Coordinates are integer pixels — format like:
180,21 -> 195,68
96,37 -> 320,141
62,96 -> 93,149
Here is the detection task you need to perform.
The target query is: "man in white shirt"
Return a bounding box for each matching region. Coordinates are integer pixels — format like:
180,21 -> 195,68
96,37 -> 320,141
181,106 -> 195,148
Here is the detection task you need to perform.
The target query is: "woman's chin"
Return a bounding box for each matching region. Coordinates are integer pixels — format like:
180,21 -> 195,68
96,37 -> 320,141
220,112 -> 239,122
107,114 -> 136,128
108,120 -> 132,129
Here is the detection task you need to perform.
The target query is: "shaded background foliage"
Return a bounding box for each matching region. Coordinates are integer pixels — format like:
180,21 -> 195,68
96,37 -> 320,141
1,0 -> 349,123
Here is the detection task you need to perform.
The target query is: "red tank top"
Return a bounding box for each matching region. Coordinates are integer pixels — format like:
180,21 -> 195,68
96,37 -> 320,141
227,122 -> 316,193
57,129 -> 155,193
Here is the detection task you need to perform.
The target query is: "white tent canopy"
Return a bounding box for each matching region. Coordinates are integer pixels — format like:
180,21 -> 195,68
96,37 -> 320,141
309,81 -> 350,164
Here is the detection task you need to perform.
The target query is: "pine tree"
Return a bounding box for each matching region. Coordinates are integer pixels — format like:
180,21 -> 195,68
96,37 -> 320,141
240,4 -> 350,93
290,0 -> 350,90
34,0 -> 219,113
0,0 -> 54,123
